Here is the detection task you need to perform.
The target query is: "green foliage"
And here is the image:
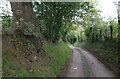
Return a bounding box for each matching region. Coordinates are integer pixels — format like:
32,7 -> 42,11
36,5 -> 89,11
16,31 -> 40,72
109,19 -> 118,39
3,53 -> 16,77
3,40 -> 72,77
43,41 -> 72,76
1,15 -> 13,29
67,32 -> 77,44
17,68 -> 28,77
33,2 -> 93,43
82,10 -> 118,42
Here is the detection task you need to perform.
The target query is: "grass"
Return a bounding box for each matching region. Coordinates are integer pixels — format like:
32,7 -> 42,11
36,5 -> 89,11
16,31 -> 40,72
2,52 -> 16,77
43,41 -> 72,76
2,40 -> 72,77
81,41 -> 118,75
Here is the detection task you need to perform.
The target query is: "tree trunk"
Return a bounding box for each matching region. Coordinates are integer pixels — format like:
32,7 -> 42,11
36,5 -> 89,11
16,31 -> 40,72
10,2 -> 41,31
118,1 -> 120,43
10,2 -> 43,60
109,25 -> 113,40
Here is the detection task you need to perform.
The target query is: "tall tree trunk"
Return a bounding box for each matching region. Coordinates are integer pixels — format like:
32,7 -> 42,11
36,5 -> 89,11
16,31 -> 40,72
109,25 -> 113,40
10,2 -> 41,32
118,1 -> 120,43
10,2 -> 43,60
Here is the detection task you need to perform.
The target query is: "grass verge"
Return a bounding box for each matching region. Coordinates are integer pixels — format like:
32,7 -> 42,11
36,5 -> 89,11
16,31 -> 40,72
2,39 -> 72,77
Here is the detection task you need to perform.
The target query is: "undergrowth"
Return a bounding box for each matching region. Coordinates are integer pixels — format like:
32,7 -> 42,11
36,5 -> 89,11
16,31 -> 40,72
2,40 -> 72,77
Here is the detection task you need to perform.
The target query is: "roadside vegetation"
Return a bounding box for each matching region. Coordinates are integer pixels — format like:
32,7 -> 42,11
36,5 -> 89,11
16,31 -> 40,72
1,0 -> 119,77
3,39 -> 71,77
1,1 -> 95,77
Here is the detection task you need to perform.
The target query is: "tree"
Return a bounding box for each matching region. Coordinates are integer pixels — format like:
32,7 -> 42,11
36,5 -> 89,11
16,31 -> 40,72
33,2 -> 94,43
10,2 -> 43,60
80,5 -> 101,42
118,1 -> 120,43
